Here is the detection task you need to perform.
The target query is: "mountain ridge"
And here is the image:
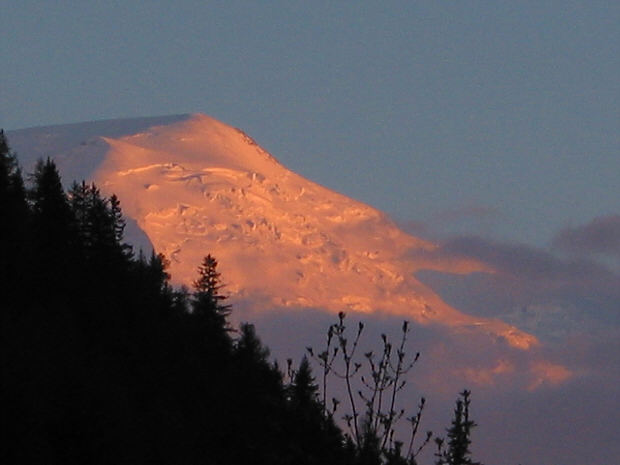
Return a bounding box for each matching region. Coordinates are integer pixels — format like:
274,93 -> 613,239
9,114 -> 537,351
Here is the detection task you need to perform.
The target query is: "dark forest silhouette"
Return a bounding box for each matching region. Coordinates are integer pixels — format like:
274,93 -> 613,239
1,130 -> 481,465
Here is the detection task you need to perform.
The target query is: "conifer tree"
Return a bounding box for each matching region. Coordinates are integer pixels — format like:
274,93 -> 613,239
289,356 -> 319,406
29,159 -> 79,303
285,356 -> 350,465
109,193 -> 133,258
30,159 -> 71,219
0,131 -> 32,464
192,254 -> 231,328
187,253 -> 233,412
69,181 -> 131,268
0,130 -> 29,302
227,323 -> 288,464
435,390 -> 481,465
0,130 -> 27,217
29,159 -> 76,257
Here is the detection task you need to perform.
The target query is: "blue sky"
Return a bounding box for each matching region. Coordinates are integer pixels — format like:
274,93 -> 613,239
2,1 -> 618,246
2,3 -> 619,463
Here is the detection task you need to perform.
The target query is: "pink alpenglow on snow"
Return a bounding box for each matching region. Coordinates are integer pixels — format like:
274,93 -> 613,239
91,115 -> 535,349
10,114 -> 570,390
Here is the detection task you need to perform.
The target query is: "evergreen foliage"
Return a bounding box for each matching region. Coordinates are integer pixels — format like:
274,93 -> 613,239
434,390 -> 482,465
192,253 -> 231,331
0,130 -> 29,304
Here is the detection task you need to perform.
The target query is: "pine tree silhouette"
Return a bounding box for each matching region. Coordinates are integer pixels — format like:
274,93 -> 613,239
192,254 -> 232,337
193,254 -> 231,314
0,130 -> 29,303
435,390 -> 482,465
285,356 -> 351,464
29,159 -> 79,300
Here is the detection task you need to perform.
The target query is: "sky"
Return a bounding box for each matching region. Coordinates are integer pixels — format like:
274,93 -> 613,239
2,2 -> 619,464
3,1 -> 618,246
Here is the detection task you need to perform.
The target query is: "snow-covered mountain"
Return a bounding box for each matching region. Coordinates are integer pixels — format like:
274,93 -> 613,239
8,114 -> 536,350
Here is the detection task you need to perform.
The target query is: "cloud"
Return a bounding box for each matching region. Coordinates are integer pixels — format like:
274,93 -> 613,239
440,235 -> 616,283
553,214 -> 620,258
413,235 -> 620,333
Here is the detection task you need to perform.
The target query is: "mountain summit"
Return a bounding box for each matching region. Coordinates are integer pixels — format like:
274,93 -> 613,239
10,114 -> 536,349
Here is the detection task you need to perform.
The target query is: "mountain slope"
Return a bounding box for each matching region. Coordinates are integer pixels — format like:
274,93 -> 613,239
10,114 -> 536,349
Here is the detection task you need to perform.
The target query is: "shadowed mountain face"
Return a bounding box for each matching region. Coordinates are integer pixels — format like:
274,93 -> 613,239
10,114 -> 537,350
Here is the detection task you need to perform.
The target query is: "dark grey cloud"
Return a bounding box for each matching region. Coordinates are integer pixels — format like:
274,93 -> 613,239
412,234 -> 620,340
553,214 -> 620,258
440,235 -> 617,284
